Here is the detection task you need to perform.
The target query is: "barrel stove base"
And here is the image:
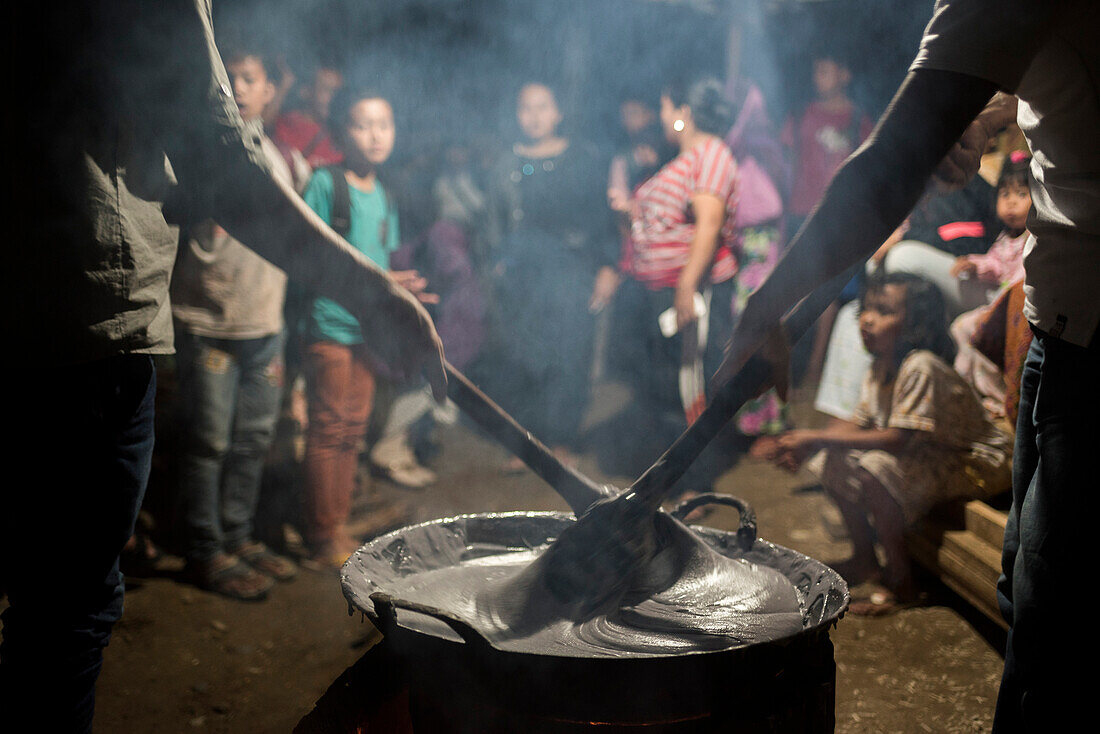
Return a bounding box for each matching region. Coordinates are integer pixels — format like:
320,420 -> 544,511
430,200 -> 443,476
402,632 -> 837,733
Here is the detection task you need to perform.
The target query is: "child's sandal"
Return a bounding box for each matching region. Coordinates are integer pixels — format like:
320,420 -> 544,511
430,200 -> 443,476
190,553 -> 273,601
231,541 -> 298,582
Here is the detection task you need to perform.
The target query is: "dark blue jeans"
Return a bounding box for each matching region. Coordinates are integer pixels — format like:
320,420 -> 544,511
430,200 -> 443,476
175,330 -> 285,563
1,355 -> 155,733
993,330 -> 1100,732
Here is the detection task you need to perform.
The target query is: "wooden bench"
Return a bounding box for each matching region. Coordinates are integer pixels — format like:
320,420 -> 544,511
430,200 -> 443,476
906,499 -> 1009,629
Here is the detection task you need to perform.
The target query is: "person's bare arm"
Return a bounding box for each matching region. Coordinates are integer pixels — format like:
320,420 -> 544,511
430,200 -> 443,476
799,426 -> 910,454
770,426 -> 912,472
212,171 -> 447,399
714,69 -> 1000,387
589,266 -> 621,314
675,191 -> 726,328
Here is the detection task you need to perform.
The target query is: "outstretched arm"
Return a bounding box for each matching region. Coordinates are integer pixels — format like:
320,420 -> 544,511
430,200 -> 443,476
762,426 -> 912,473
714,68 -> 999,386
158,1 -> 446,398
213,171 -> 447,399
675,192 -> 726,329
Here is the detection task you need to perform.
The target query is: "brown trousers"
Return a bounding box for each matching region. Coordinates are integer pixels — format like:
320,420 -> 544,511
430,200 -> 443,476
303,341 -> 375,547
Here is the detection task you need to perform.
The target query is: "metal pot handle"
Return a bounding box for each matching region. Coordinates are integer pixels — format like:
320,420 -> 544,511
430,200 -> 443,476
671,492 -> 757,551
370,592 -> 497,652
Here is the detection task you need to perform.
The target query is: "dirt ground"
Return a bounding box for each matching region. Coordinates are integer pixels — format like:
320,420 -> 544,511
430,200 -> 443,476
46,379 -> 1005,733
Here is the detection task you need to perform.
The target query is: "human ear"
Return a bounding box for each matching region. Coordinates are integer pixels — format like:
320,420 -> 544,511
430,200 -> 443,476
261,80 -> 276,107
680,106 -> 694,131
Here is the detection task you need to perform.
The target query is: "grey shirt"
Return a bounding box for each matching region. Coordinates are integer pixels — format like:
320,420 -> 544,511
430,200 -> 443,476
171,127 -> 290,340
7,1 -> 274,364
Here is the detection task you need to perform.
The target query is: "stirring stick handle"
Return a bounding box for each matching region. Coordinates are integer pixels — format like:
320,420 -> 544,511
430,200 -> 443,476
444,362 -> 609,515
629,261 -> 865,509
627,356 -> 772,511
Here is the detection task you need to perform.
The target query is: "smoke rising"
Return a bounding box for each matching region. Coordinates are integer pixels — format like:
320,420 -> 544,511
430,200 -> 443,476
208,0 -> 935,474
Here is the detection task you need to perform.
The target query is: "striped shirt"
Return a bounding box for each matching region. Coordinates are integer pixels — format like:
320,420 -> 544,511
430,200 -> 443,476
628,137 -> 739,289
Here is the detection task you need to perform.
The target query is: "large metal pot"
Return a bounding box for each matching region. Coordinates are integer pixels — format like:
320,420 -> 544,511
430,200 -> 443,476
342,497 -> 849,733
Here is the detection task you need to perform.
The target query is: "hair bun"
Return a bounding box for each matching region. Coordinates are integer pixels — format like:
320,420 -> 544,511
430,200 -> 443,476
687,77 -> 735,136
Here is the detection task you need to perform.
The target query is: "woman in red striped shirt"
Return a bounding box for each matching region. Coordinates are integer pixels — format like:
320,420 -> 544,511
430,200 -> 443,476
619,75 -> 741,499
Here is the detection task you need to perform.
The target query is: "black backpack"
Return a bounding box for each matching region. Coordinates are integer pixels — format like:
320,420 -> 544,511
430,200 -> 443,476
324,165 -> 392,245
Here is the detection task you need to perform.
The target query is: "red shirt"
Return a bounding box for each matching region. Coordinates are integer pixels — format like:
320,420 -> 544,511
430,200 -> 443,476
273,110 -> 343,168
628,137 -> 739,289
782,101 -> 873,216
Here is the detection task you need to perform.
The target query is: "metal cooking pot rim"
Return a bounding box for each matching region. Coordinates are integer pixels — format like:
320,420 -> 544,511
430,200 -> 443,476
342,510 -> 849,659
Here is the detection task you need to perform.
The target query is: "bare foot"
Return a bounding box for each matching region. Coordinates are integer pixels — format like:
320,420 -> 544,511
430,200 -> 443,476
303,533 -> 361,572
849,582 -> 923,617
850,589 -> 902,616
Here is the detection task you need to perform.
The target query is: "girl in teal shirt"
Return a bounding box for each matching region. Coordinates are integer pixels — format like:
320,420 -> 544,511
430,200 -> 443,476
299,85 -> 431,567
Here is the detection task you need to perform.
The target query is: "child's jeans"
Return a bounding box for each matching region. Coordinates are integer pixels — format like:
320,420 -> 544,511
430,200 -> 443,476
175,330 -> 285,563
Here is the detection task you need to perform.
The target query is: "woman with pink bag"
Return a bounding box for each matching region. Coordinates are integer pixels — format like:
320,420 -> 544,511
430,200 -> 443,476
722,76 -> 789,436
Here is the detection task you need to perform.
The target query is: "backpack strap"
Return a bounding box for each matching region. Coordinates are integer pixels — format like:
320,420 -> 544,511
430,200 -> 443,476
326,165 -> 395,247
325,165 -> 352,238
377,181 -> 392,248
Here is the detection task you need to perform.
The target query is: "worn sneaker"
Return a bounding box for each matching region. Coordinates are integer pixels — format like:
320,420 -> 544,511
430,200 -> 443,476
370,432 -> 437,488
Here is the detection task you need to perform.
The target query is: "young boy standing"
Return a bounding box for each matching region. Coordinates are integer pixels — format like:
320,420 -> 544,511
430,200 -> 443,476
171,46 -> 300,600
783,53 -> 874,230
783,52 -> 874,385
274,64 -> 345,169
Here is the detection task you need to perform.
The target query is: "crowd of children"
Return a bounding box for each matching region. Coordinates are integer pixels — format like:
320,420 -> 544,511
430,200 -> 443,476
139,36 -> 1032,618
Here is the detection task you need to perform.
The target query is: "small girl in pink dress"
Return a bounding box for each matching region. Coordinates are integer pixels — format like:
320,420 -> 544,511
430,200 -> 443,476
950,152 -> 1031,418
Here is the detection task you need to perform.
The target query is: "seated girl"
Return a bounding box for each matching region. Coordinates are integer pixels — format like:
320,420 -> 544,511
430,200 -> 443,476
949,152 -> 1031,418
753,272 -> 1013,615
948,152 -> 1030,292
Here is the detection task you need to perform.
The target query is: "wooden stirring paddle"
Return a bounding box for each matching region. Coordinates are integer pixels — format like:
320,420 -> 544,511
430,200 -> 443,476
444,365 -> 612,515
625,262 -> 863,511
